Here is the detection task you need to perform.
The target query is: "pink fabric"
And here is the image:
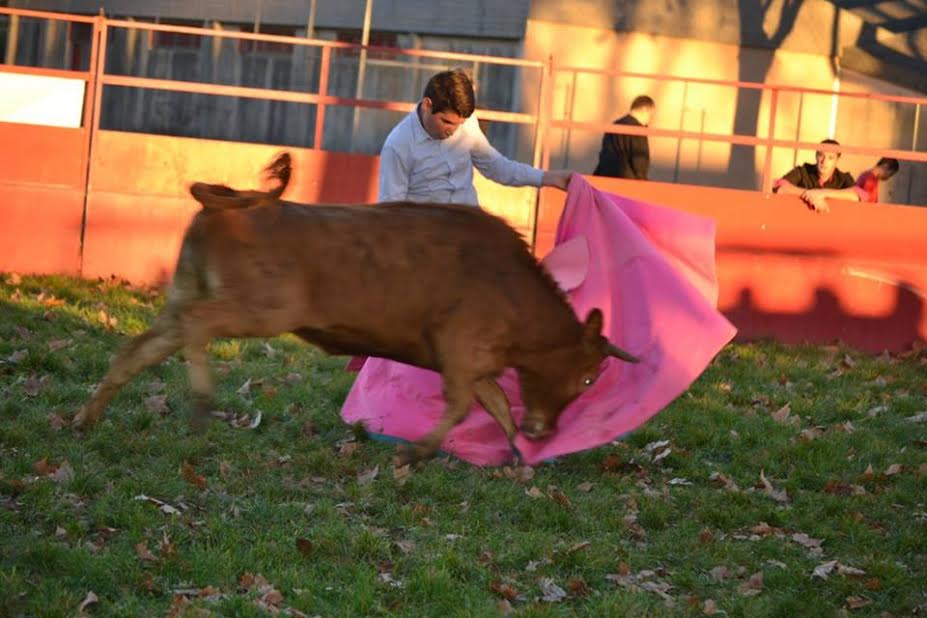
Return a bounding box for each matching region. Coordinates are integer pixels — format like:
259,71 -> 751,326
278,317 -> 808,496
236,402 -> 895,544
340,176 -> 737,465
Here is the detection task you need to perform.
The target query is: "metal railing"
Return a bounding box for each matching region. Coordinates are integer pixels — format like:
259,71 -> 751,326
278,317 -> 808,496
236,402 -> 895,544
2,7 -> 926,200
544,63 -> 927,194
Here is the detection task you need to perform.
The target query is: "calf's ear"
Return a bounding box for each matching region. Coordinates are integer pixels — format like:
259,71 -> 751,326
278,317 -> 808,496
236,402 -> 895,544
582,308 -> 604,340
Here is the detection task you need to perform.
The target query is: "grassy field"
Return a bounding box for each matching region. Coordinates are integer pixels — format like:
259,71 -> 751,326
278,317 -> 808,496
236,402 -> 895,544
1,273 -> 925,617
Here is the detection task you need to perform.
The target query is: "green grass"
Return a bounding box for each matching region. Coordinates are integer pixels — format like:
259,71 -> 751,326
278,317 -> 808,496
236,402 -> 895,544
1,273 -> 926,617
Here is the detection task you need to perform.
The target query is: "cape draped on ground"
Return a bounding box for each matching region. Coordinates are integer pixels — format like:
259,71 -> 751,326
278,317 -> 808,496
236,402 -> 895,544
340,176 -> 737,465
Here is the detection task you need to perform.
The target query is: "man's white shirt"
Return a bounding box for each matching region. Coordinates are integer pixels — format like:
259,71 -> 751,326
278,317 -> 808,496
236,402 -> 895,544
377,104 -> 544,205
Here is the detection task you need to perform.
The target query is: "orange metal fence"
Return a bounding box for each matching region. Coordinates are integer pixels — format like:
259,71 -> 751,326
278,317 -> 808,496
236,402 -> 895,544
541,63 -> 927,193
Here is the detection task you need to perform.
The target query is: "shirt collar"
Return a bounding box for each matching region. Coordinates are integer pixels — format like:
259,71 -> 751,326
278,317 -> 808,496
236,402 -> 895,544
410,101 -> 433,144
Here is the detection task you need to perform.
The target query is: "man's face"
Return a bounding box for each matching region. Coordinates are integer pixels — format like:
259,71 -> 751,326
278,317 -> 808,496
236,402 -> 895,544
816,150 -> 839,179
874,163 -> 894,180
420,97 -> 466,140
635,106 -> 655,127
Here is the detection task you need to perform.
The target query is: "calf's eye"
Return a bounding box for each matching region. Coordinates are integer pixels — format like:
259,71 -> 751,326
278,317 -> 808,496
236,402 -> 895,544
583,377 -> 594,386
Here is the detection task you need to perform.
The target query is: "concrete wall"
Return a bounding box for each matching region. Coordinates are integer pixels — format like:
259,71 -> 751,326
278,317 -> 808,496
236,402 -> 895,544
14,0 -> 531,39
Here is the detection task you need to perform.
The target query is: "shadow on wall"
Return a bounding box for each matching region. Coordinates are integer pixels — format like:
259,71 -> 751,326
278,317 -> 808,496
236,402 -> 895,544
727,0 -> 806,185
724,282 -> 925,353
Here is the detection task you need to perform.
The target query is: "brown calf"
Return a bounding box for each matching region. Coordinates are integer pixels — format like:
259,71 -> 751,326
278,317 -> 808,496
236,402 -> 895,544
73,153 -> 637,462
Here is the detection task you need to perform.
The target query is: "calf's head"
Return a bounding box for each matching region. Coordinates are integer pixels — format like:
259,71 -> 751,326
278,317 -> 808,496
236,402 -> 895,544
518,308 -> 638,440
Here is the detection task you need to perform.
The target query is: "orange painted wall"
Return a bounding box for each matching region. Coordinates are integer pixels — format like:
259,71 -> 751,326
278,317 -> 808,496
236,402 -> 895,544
537,178 -> 927,353
0,122 -> 85,276
1,127 -> 924,353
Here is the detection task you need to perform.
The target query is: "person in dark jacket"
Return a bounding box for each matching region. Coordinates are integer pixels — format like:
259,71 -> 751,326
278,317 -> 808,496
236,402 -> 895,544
593,95 -> 655,180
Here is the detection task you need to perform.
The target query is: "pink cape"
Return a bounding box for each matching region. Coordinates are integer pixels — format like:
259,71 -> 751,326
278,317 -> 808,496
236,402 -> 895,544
339,176 -> 737,465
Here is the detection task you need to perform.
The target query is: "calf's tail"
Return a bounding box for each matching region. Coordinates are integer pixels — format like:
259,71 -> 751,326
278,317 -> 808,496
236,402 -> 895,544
189,152 -> 292,209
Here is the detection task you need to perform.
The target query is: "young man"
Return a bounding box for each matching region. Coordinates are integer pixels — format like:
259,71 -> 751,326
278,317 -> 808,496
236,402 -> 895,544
377,69 -> 572,205
592,95 -> 656,180
773,139 -> 866,213
855,157 -> 899,204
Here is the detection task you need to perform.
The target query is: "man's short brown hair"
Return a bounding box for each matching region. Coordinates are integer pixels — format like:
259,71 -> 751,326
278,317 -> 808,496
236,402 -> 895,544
630,95 -> 655,111
423,70 -> 476,118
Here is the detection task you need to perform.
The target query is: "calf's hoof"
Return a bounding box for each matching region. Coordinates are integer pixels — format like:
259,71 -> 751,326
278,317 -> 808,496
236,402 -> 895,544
396,443 -> 437,467
71,407 -> 97,431
188,406 -> 212,434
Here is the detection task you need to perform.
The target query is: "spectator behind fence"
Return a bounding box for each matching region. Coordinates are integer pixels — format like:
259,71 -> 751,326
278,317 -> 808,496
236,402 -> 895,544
592,95 -> 655,180
855,157 -> 900,204
377,69 -> 573,205
773,139 -> 867,213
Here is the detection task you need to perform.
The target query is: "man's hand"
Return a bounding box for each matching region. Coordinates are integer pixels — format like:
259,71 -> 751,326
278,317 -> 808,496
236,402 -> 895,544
542,170 -> 574,191
801,189 -> 830,213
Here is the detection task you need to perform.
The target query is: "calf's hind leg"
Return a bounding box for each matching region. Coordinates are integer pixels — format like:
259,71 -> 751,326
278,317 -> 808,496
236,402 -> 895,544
73,315 -> 183,428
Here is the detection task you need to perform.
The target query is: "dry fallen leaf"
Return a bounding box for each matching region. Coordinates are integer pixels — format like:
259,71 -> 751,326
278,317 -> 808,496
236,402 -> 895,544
525,486 -> 544,499
759,471 -> 789,504
7,349 -> 28,364
135,542 -> 157,562
710,566 -> 731,582
738,571 -> 764,597
77,591 -> 98,613
845,596 -> 872,610
799,426 -> 826,442
23,375 -> 44,398
772,403 -> 797,425
567,541 -> 591,554
577,481 -> 594,493
51,461 -> 75,484
49,413 -> 69,431
709,471 -> 740,492
812,560 -> 838,579
490,580 -> 519,601
884,464 -> 904,477
837,563 -> 867,577
393,464 -> 412,486
824,480 -> 867,496
34,457 -> 55,476
906,411 -> 927,423
237,378 -> 253,397
751,522 -> 778,537
296,538 -> 313,557
702,599 -> 719,615
539,577 -> 567,602
262,588 -> 284,605
394,539 -> 416,555
144,395 -> 170,416
358,465 -> 380,486
47,339 -> 71,352
181,462 -> 207,490
547,487 -> 572,509
98,309 -> 118,329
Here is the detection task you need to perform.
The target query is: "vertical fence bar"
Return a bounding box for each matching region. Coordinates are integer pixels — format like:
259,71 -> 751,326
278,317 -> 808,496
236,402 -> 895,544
906,103 -> 921,204
78,17 -> 107,273
561,69 -> 578,168
792,91 -> 804,169
531,56 -> 552,169
313,45 -> 331,150
761,87 -> 779,194
673,80 -> 689,183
